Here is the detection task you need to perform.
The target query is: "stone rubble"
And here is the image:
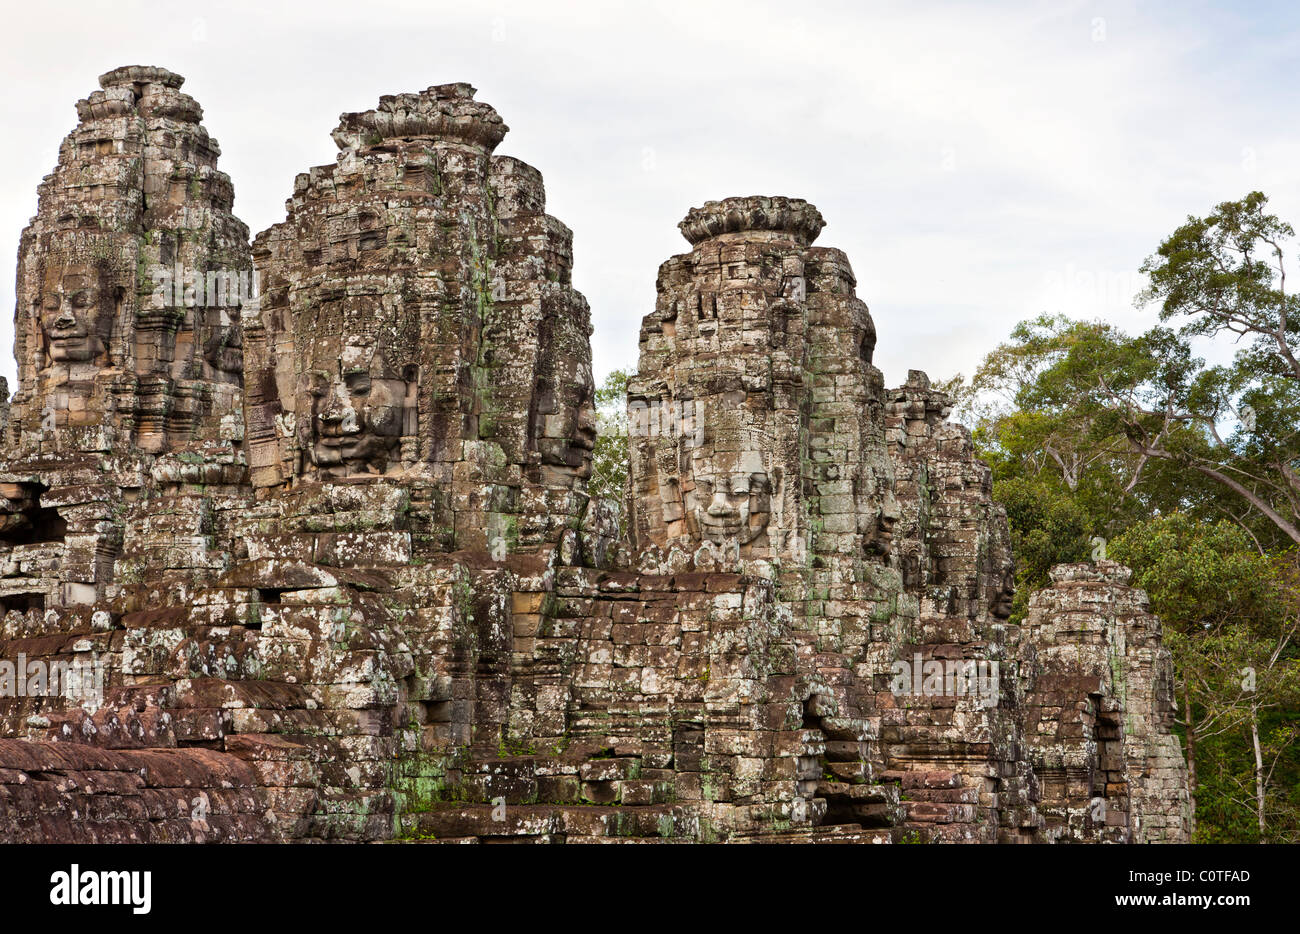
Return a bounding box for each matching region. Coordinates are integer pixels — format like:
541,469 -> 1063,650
0,67 -> 1190,844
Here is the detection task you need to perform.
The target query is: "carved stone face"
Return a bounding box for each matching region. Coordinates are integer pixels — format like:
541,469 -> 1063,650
39,264 -> 112,363
855,461 -> 901,556
867,487 -> 901,554
991,564 -> 1016,619
538,352 -> 597,479
203,307 -> 243,375
567,368 -> 599,477
304,344 -> 412,477
685,447 -> 772,545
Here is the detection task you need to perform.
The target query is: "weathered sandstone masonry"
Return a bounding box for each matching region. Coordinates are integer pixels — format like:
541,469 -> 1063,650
0,68 -> 1189,843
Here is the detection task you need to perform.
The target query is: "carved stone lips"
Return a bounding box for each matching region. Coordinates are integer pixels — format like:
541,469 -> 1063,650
700,516 -> 744,535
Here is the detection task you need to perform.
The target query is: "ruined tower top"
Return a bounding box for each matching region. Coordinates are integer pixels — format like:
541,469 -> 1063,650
628,193 -> 891,569
330,83 -> 509,153
79,66 -> 203,127
98,65 -> 185,90
678,195 -> 826,246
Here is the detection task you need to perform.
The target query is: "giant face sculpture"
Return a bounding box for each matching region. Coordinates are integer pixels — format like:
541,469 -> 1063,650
38,262 -> 115,365
202,306 -> 244,378
683,435 -> 774,547
302,340 -> 414,478
532,312 -> 598,480
540,357 -> 597,478
859,463 -> 901,556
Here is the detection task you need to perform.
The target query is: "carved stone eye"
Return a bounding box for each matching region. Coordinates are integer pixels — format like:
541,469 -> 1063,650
42,295 -> 61,312
726,475 -> 751,496
70,290 -> 94,309
344,371 -> 371,397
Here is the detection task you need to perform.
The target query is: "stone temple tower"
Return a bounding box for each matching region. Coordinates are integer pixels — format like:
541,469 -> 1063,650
248,83 -> 596,554
10,65 -> 250,456
627,195 -> 897,574
1,66 -> 250,615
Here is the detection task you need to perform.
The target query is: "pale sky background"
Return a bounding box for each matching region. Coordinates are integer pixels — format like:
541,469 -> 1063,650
2,0 -> 1297,395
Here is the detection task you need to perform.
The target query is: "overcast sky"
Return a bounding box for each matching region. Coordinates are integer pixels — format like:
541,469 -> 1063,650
3,0 -> 1298,394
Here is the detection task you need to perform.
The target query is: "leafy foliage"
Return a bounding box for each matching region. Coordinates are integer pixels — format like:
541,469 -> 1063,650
589,368 -> 631,534
1111,516 -> 1300,842
953,192 -> 1300,842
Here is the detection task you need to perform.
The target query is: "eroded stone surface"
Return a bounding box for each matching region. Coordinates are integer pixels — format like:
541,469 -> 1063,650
0,69 -> 1188,844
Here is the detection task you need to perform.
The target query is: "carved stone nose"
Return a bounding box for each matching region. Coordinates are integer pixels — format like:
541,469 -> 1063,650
319,393 -> 359,433
707,491 -> 736,517
54,309 -> 76,328
326,402 -> 360,434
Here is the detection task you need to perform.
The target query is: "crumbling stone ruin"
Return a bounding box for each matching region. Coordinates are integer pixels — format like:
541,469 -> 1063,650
0,67 -> 1190,843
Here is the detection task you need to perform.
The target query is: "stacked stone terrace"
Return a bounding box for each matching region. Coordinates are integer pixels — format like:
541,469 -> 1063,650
0,67 -> 1189,843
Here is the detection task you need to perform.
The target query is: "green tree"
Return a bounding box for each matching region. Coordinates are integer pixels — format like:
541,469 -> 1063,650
964,193 -> 1300,553
589,368 -> 631,534
1111,516 -> 1300,842
1125,192 -> 1300,546
989,474 -> 1092,621
957,315 -> 1193,618
955,192 -> 1300,840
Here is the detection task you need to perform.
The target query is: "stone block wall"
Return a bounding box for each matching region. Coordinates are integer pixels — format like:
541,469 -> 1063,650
1020,562 -> 1191,843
